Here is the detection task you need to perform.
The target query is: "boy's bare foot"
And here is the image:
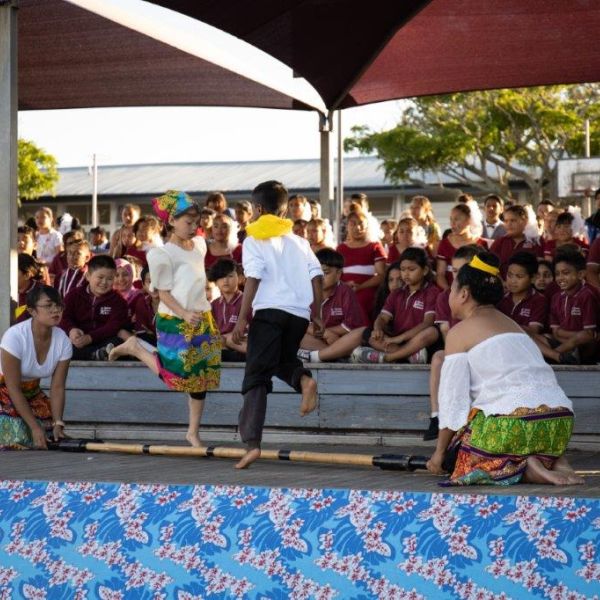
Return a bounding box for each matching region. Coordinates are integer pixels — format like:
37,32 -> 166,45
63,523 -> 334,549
185,432 -> 202,448
552,457 -> 585,485
524,456 -> 580,486
300,375 -> 318,416
235,448 -> 261,469
108,336 -> 139,361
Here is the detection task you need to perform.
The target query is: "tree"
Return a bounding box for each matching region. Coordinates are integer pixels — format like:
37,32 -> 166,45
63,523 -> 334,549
345,84 -> 600,202
18,138 -> 59,202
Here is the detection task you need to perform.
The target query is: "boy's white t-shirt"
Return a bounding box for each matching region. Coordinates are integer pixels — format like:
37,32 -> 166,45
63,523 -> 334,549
36,230 -> 63,264
0,321 -> 73,381
243,233 -> 323,320
148,236 -> 211,315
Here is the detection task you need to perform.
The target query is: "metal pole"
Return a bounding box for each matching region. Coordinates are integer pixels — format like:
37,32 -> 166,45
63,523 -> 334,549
584,120 -> 592,217
91,153 -> 98,227
319,111 -> 334,224
0,2 -> 18,336
584,119 -> 591,158
334,110 -> 344,242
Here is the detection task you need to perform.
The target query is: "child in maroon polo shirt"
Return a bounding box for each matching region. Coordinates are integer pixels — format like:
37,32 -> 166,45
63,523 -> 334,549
352,247 -> 440,364
586,236 -> 600,289
490,205 -> 541,278
497,252 -> 548,335
130,266 -> 158,346
533,250 -> 598,364
208,258 -> 251,361
542,212 -> 588,261
297,248 -> 367,363
59,254 -> 128,360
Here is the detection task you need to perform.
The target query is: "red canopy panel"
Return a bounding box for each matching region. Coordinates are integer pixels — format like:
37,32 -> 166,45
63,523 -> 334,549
18,0 -> 310,111
341,0 -> 600,107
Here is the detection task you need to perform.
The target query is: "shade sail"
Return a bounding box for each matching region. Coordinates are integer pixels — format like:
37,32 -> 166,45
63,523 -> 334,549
18,0 -> 313,111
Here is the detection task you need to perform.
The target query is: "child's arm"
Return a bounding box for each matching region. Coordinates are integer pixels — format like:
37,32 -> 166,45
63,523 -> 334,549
435,258 -> 449,290
386,313 -> 436,345
311,275 -> 324,336
372,312 -> 392,341
232,277 -> 260,345
157,290 -> 203,325
355,260 -> 385,291
87,299 -> 129,345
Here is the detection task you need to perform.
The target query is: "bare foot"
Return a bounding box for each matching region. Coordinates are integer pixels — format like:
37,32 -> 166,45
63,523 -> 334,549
235,448 -> 261,469
524,456 -> 577,486
300,375 -> 318,416
552,456 -> 586,485
108,336 -> 139,361
185,432 -> 202,448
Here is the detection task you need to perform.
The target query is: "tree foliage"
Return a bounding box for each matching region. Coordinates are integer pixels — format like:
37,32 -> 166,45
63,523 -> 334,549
18,138 -> 59,202
345,84 -> 600,201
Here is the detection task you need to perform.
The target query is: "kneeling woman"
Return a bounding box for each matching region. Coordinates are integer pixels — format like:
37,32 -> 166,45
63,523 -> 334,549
427,252 -> 583,486
1,285 -> 72,449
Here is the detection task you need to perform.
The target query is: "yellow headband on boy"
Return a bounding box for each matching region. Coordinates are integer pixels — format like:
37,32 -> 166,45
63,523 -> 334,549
469,255 -> 500,276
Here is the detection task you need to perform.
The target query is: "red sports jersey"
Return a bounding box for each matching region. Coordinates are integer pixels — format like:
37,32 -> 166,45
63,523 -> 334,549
549,283 -> 598,332
381,281 -> 440,335
497,289 -> 548,329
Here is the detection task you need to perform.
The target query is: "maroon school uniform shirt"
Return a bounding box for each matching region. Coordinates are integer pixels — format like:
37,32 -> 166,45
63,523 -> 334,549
587,237 -> 600,266
542,238 -> 589,260
48,252 -> 68,281
434,288 -> 460,329
436,237 -> 488,286
211,291 -> 251,335
497,289 -> 548,330
60,285 -> 129,344
54,266 -> 87,298
381,281 -> 440,335
317,282 -> 367,331
549,283 -> 598,332
131,292 -> 156,336
490,235 -> 542,278
204,245 -> 243,271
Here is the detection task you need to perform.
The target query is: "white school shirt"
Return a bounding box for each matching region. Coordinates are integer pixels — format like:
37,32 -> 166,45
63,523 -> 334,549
242,233 -> 323,320
0,321 -> 72,381
438,332 -> 572,431
148,236 -> 211,316
36,230 -> 63,265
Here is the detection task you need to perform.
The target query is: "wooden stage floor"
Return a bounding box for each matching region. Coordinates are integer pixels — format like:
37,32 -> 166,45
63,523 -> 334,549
1,441 -> 599,498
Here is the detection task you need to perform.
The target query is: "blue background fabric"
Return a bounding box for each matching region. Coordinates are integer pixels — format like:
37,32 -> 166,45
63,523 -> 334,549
0,480 -> 598,598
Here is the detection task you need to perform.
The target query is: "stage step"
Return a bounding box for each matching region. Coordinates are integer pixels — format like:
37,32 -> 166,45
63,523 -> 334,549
46,361 -> 600,443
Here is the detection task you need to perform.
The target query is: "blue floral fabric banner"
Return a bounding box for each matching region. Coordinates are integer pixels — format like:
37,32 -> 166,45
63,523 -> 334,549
0,480 -> 598,599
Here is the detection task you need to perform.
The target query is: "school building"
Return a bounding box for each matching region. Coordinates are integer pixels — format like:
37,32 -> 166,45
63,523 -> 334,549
20,156 -> 531,233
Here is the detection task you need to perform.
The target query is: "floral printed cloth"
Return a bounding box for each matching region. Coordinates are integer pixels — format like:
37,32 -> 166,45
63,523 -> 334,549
0,480 -> 598,598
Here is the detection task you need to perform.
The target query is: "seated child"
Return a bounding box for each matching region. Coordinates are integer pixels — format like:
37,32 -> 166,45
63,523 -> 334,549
490,205 -> 542,278
497,252 -> 548,335
424,244 -> 485,441
533,250 -> 598,364
208,258 -> 251,360
130,266 -> 158,346
17,225 -> 36,256
60,255 -> 128,360
386,216 -> 422,264
372,261 -> 403,319
48,229 -> 84,285
297,248 -> 367,362
542,212 -> 588,260
586,236 -> 600,289
352,247 -> 440,364
534,260 -> 556,294
15,253 -> 43,324
55,239 -> 91,299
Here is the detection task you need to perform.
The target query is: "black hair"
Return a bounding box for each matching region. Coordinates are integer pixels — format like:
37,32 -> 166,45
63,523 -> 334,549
373,261 -> 401,318
484,194 -> 504,207
141,266 -> 150,282
90,226 -> 106,235
537,259 -> 554,275
252,180 -> 288,215
18,253 -> 43,279
201,207 -> 216,217
553,249 -> 586,272
451,203 -> 471,219
315,248 -> 344,270
207,258 -> 238,282
504,205 -> 527,219
555,212 -> 574,226
538,199 -> 555,207
87,254 -> 117,273
399,247 -> 429,269
508,251 -> 538,277
455,251 -> 504,305
454,243 -> 485,262
594,187 -> 600,199
26,284 -> 63,310
17,225 -> 35,237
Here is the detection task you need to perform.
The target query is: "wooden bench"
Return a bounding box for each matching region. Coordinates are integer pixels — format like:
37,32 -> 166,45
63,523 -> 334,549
46,361 -> 600,447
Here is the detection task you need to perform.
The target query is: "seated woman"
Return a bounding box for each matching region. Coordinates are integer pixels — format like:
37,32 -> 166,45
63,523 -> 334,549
0,285 -> 72,450
426,251 -> 583,486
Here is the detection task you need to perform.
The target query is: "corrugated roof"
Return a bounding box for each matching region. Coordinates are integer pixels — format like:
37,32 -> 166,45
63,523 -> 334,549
49,156 -> 494,198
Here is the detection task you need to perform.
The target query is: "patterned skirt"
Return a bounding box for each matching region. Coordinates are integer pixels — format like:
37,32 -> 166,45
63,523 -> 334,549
0,378 -> 52,450
441,405 -> 574,486
155,311 -> 222,394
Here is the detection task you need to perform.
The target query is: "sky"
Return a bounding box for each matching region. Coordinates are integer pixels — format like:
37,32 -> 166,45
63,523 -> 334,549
17,101 -> 403,169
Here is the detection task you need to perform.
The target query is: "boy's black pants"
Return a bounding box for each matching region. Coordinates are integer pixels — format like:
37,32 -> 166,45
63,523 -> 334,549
239,308 -> 312,448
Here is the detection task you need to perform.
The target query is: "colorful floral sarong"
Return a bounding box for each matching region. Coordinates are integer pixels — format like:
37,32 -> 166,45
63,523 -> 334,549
441,405 -> 574,486
0,377 -> 52,450
155,311 -> 221,394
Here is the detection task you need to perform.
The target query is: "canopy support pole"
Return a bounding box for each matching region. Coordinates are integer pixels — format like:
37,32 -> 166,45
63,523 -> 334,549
335,109 -> 344,242
0,1 -> 18,336
319,111 -> 335,225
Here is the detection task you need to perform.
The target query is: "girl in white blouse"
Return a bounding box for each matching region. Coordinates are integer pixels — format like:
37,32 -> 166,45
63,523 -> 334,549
0,285 -> 72,449
426,252 -> 583,486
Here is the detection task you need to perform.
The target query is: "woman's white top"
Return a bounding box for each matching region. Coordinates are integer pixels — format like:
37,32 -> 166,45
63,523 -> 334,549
0,321 -> 72,381
148,236 -> 210,316
36,229 -> 63,264
438,332 -> 572,431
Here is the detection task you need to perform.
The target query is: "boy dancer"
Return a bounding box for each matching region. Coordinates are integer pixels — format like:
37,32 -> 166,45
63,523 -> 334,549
232,180 -> 324,469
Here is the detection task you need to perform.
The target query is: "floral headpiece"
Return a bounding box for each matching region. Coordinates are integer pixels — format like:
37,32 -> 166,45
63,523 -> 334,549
152,190 -> 198,222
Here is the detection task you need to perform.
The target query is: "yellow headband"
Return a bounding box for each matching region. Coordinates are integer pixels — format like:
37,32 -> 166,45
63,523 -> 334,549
469,255 -> 500,276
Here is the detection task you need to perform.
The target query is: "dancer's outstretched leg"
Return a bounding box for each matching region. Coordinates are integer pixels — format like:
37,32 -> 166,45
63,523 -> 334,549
108,336 -> 159,375
186,395 -> 205,448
